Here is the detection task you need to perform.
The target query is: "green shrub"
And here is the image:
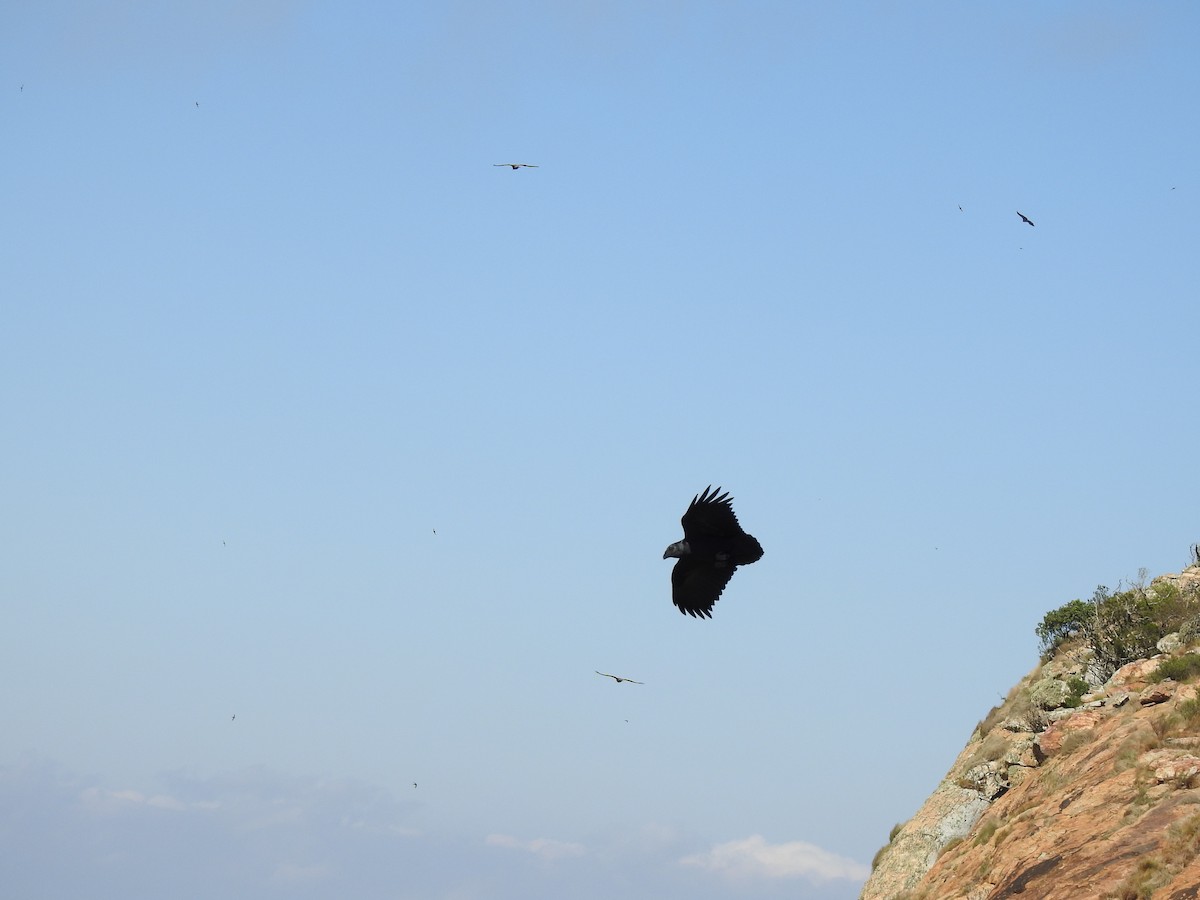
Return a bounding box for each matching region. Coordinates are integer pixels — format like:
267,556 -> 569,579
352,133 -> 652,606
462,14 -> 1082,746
1038,579 -> 1200,679
1036,599 -> 1094,655
1178,697 -> 1200,727
1068,676 -> 1091,695
1152,654 -> 1200,683
1061,676 -> 1092,708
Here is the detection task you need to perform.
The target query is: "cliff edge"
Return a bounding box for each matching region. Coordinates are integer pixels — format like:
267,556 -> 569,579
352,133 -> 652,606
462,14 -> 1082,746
862,565 -> 1200,900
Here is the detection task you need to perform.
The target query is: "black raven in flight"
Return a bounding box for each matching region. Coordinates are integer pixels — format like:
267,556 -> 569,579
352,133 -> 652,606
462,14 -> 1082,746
663,486 -> 763,618
493,163 -> 538,169
596,671 -> 643,684
1017,211 -> 1035,227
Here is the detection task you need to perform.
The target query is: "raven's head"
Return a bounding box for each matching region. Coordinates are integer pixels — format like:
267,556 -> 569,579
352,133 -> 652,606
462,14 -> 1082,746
663,540 -> 690,559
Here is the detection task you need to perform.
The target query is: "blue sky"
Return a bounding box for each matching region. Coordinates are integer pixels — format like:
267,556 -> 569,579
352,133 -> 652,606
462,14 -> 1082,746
2,2 -> 1198,898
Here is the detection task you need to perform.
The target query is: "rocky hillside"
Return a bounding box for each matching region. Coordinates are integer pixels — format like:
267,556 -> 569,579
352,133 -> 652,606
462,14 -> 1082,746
862,565 -> 1200,900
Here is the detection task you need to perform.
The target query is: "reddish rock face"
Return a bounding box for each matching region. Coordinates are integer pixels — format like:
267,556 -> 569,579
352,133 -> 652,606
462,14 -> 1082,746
1033,709 -> 1104,761
861,602 -> 1200,900
863,690 -> 1200,900
1109,656 -> 1167,691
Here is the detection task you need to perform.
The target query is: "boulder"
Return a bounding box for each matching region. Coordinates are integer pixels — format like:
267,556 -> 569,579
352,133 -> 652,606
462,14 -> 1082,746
1107,657 -> 1164,690
1033,709 -> 1104,762
1152,567 -> 1200,599
1140,748 -> 1200,784
962,762 -> 1010,801
1158,632 -> 1184,653
1028,677 -> 1070,710
1140,682 -> 1176,706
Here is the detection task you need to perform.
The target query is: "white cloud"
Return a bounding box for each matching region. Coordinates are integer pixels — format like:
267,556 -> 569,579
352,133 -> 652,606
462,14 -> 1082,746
680,834 -> 870,882
79,787 -> 187,812
486,833 -> 586,860
5,759 -> 864,899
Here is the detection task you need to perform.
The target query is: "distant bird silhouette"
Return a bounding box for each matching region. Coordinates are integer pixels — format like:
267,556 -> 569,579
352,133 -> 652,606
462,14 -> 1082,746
194,101 -> 199,107
664,486 -> 763,618
231,714 -> 235,721
493,163 -> 538,169
413,782 -> 418,788
596,671 -> 643,684
1017,211 -> 1035,227
958,205 -> 963,211
432,528 -> 437,535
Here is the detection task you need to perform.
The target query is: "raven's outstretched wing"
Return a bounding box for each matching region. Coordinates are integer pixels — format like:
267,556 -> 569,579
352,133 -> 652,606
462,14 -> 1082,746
681,486 -> 743,539
671,556 -> 736,618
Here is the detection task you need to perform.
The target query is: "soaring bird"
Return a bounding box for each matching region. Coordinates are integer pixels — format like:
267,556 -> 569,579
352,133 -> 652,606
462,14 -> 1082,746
1017,211 -> 1035,227
493,163 -> 538,169
663,486 -> 763,618
596,671 -> 643,684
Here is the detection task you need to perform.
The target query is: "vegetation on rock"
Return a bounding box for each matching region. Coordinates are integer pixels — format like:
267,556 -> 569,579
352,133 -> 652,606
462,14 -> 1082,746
861,558 -> 1200,900
1036,576 -> 1196,678
1151,653 -> 1200,684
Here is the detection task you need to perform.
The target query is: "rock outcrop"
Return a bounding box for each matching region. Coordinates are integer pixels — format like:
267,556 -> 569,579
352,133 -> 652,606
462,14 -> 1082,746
862,566 -> 1200,900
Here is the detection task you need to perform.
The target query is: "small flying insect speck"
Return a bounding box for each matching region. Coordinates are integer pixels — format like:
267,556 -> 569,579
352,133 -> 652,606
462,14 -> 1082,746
596,671 -> 643,684
1017,211 -> 1035,227
493,163 -> 538,169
